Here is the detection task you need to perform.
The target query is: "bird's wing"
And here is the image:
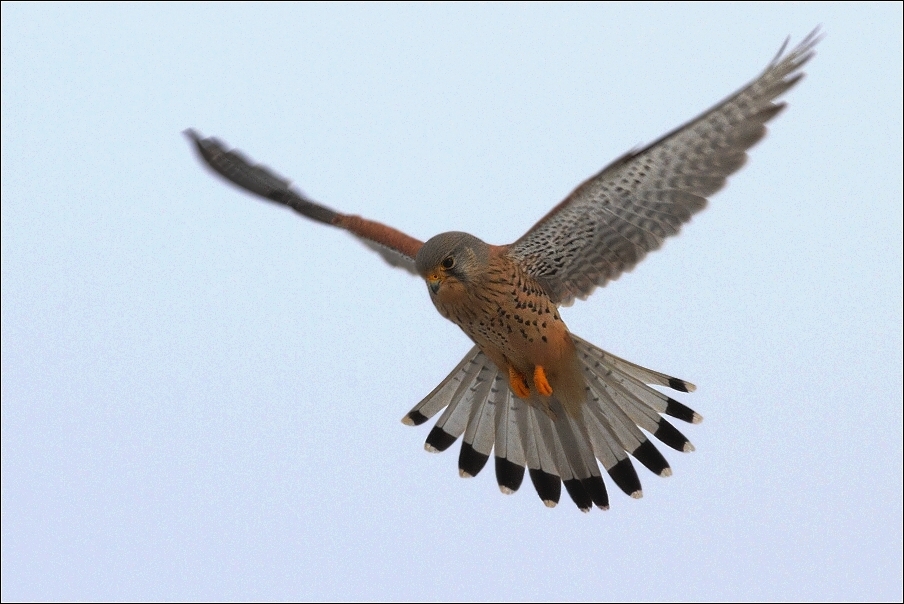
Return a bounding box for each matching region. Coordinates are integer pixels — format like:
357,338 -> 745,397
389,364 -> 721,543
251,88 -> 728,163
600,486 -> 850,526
509,29 -> 821,306
401,335 -> 701,511
185,130 -> 422,274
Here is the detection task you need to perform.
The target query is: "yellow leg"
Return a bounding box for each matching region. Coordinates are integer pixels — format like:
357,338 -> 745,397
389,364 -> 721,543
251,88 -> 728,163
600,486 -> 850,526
508,366 -> 531,399
534,365 -> 553,396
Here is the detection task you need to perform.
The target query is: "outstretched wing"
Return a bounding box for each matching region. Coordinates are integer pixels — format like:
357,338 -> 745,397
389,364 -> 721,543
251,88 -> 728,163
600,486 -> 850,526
509,29 -> 821,306
185,130 -> 423,274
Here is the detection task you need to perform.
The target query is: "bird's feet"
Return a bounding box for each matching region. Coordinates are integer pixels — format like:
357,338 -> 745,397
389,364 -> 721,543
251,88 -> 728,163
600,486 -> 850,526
533,365 -> 553,396
508,366 -> 531,399
508,365 -> 554,398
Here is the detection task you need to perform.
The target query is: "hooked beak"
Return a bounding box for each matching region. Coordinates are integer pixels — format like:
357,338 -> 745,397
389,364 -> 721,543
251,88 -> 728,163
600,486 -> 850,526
427,273 -> 443,294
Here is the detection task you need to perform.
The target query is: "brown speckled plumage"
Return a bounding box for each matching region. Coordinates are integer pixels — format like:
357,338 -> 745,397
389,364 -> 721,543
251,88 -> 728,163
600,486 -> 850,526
187,30 -> 820,512
418,237 -> 586,417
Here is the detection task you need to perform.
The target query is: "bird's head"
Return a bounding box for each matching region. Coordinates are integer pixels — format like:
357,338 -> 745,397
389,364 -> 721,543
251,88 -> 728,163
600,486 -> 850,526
415,231 -> 490,297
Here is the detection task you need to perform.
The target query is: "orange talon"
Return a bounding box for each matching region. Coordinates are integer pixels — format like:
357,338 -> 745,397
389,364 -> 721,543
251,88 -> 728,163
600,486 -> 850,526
508,366 -> 531,399
534,365 -> 553,396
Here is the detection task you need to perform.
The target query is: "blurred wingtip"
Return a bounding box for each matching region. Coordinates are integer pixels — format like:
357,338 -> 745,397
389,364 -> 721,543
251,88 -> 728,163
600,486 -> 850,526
182,129 -> 205,149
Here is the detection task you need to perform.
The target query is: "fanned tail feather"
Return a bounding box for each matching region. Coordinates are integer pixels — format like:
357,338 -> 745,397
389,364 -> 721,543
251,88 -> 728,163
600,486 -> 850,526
401,333 -> 702,511
492,376 -> 527,493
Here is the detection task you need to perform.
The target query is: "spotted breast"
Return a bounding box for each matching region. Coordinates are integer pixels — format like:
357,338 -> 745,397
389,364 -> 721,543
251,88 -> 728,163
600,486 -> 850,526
416,232 -> 586,416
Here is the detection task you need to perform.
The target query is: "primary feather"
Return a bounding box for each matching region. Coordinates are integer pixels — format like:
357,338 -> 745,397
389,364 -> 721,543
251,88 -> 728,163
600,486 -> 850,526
510,29 -> 821,305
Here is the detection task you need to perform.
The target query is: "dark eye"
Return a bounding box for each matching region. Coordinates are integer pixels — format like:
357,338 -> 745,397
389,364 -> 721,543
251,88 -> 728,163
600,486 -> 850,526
441,256 -> 455,270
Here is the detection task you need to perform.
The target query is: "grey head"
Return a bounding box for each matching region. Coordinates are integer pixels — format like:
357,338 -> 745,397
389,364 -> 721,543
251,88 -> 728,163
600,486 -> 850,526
415,231 -> 490,286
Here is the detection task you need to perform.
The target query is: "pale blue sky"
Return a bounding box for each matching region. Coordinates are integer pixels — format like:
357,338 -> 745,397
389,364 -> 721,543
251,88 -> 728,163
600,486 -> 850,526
3,3 -> 902,601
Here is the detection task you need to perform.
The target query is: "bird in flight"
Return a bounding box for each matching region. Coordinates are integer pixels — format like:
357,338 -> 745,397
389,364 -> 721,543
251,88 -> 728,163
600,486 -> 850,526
185,30 -> 820,512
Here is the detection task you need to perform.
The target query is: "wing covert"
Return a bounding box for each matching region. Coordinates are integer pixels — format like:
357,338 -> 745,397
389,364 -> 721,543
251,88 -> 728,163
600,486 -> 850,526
509,29 -> 821,305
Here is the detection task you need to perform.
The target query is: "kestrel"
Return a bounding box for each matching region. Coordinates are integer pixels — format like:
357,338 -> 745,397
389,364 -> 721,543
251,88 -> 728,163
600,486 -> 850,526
186,30 -> 819,512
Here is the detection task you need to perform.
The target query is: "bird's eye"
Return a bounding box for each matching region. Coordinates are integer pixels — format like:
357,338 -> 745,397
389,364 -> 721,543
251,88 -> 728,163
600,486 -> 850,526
441,257 -> 455,270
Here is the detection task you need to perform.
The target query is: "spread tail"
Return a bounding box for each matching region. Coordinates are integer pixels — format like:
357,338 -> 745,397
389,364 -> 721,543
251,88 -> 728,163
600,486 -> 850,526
401,334 -> 702,511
